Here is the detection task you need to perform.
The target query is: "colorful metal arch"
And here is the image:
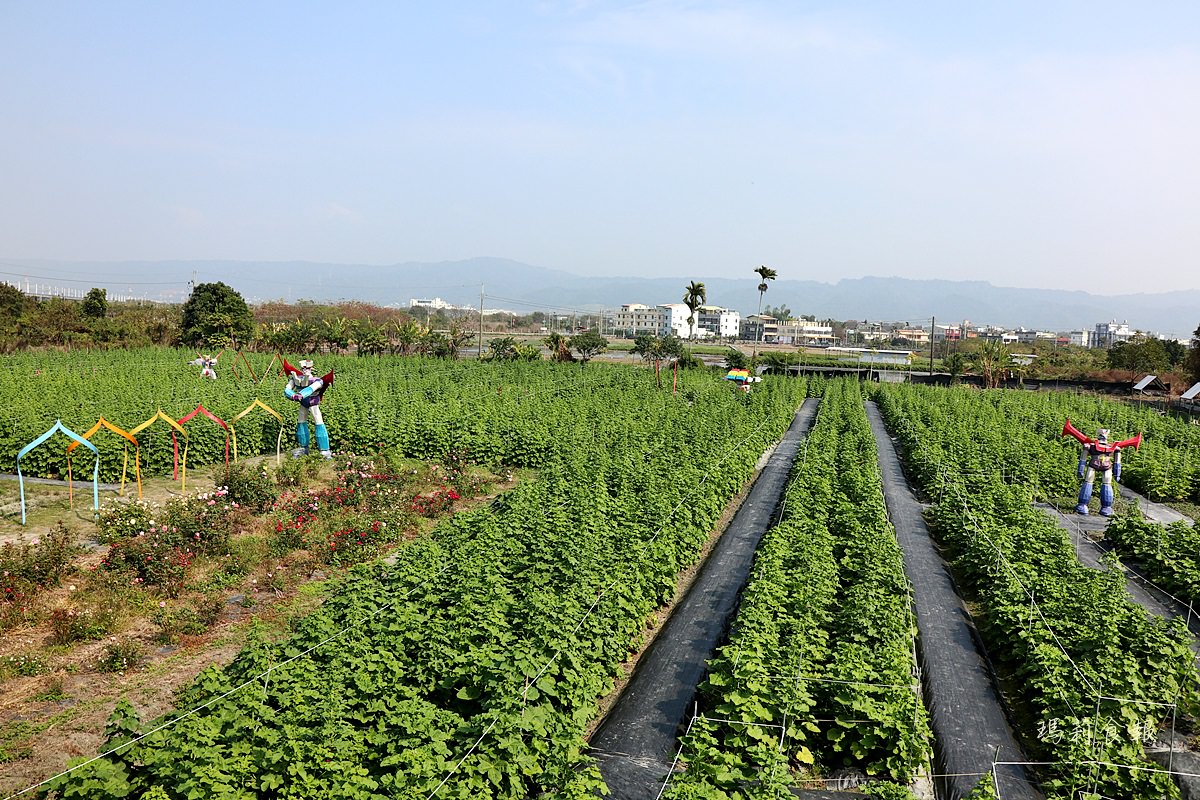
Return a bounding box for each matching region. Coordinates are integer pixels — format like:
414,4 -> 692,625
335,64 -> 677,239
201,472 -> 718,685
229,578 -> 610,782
65,416 -> 143,499
230,398 -> 285,464
17,421 -> 98,525
227,350 -> 260,382
177,404 -> 231,490
130,410 -> 188,482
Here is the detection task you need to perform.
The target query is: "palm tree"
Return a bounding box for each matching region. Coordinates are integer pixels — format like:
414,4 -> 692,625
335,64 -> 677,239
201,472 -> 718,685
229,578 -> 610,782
543,331 -> 574,362
683,281 -> 706,341
943,352 -> 967,384
390,319 -> 424,355
753,265 -> 777,357
970,339 -> 1010,389
754,266 -> 777,316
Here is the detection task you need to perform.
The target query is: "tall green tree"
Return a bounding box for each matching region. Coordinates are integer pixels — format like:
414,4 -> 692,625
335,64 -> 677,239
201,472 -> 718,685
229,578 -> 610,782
682,281 -> 706,340
81,287 -> 108,319
1187,324 -> 1200,385
762,304 -> 792,322
969,339 -> 1010,389
1162,338 -> 1187,368
754,266 -> 776,320
487,336 -> 521,361
943,352 -> 967,384
724,347 -> 748,370
543,331 -> 574,362
569,330 -> 608,363
351,319 -> 388,356
322,317 -> 352,354
0,283 -> 28,342
390,319 -> 425,355
1107,335 -> 1169,377
180,282 -> 253,348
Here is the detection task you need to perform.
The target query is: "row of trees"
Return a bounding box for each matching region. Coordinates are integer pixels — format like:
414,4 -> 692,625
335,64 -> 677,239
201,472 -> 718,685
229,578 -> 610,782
7,281 -> 1200,386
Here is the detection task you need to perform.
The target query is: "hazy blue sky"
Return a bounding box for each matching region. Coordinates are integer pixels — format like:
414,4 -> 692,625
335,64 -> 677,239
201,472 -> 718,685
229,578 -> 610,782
2,2 -> 1197,292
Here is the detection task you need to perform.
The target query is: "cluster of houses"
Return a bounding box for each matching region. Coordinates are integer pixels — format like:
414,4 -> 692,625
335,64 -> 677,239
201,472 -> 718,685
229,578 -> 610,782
613,303 -> 836,345
611,302 -> 1153,352
410,296 -> 1162,353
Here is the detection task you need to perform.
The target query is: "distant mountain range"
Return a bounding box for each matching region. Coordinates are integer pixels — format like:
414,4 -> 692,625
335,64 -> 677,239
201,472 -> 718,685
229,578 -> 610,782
3,257 -> 1196,338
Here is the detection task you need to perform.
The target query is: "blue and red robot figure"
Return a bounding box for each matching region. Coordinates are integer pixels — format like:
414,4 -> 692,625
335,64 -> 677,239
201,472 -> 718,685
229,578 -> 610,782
1062,419 -> 1141,517
283,359 -> 335,459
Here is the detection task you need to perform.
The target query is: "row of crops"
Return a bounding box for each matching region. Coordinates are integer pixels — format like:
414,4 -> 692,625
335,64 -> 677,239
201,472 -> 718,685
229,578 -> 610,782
665,379 -> 929,798
874,383 -> 1199,799
2,348 -> 689,480
34,350 -> 809,798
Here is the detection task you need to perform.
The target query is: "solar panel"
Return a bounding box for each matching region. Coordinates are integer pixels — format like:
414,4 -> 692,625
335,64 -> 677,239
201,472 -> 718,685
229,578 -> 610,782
1133,375 -> 1156,391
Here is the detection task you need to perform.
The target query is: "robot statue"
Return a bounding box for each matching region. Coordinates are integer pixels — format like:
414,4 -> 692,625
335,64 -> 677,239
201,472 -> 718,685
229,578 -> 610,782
1062,419 -> 1142,517
190,354 -> 219,380
283,359 -> 335,459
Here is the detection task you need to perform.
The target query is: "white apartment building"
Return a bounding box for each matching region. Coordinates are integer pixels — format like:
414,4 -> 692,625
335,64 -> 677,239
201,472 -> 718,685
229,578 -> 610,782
696,305 -> 741,339
1013,328 -> 1057,345
776,320 -> 835,346
658,304 -> 695,338
614,303 -> 663,336
1089,321 -> 1135,349
893,327 -> 930,344
740,315 -> 779,343
616,302 -> 739,339
410,297 -> 455,310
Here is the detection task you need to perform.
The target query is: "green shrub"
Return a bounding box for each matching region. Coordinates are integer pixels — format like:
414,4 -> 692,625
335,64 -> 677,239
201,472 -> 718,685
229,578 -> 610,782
0,523 -> 78,603
96,639 -> 145,673
151,606 -> 206,643
211,461 -> 278,513
274,456 -> 322,488
96,500 -> 157,543
49,604 -> 118,644
0,653 -> 48,680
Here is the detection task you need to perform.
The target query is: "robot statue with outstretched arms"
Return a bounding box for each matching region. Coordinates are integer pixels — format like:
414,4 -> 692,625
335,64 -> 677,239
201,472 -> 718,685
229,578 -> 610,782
1062,418 -> 1141,517
190,354 -> 219,380
283,359 -> 335,459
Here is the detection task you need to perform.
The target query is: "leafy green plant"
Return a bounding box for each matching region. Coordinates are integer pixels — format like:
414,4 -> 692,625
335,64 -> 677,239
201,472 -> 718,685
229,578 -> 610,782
0,652 -> 48,680
0,523 -> 79,622
96,639 -> 146,673
151,606 -> 206,643
668,379 -> 930,795
211,460 -> 278,512
874,383 -> 1198,799
49,603 -> 119,644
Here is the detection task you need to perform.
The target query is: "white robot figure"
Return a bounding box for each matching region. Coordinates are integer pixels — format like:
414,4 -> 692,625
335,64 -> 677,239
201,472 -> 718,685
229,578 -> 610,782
1062,419 -> 1142,517
190,354 -> 219,380
283,359 -> 334,459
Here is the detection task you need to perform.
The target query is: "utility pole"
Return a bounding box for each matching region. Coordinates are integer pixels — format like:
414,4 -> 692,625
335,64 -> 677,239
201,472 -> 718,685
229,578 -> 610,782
478,285 -> 484,360
929,315 -> 936,376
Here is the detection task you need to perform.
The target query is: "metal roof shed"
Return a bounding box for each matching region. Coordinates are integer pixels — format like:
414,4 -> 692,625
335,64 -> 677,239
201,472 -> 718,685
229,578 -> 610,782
1133,375 -> 1168,394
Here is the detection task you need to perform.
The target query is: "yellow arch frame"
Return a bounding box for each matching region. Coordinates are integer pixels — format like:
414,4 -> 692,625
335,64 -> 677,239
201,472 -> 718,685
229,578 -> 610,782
130,410 -> 188,484
230,398 -> 285,464
66,416 -> 143,499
